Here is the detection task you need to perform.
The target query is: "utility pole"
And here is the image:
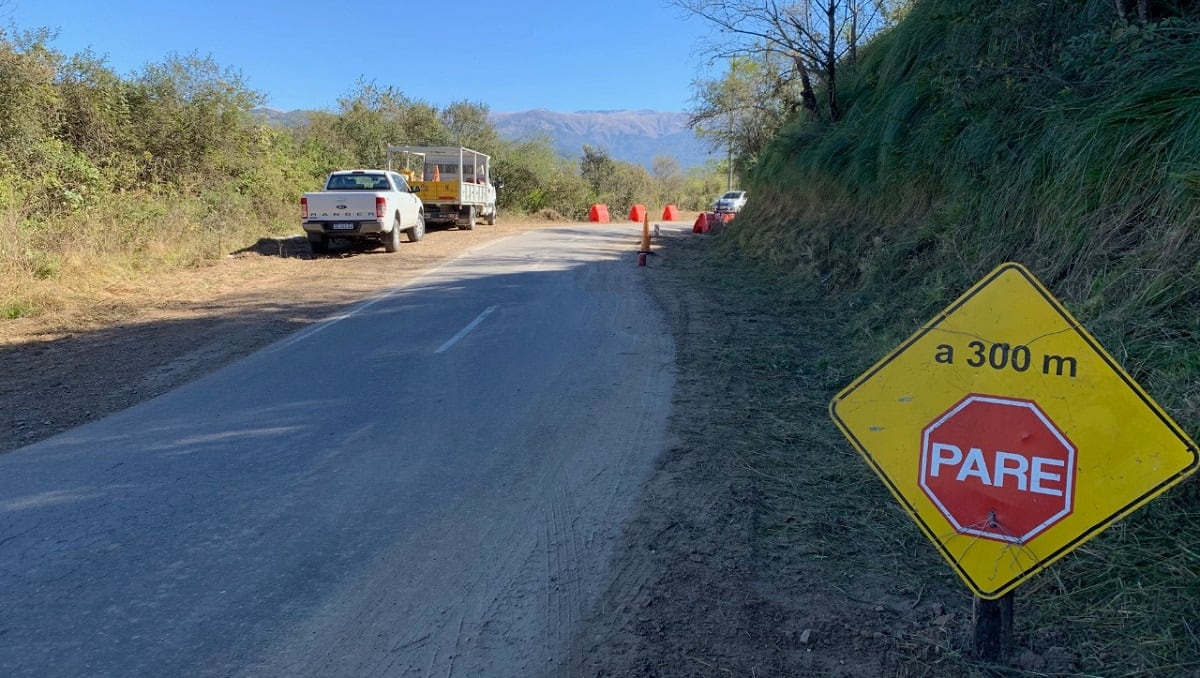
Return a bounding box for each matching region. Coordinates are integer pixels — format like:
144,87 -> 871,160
726,110 -> 734,190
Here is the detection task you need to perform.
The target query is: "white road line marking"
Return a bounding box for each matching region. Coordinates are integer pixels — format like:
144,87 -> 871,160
275,292 -> 393,349
273,237 -> 515,351
435,305 -> 498,354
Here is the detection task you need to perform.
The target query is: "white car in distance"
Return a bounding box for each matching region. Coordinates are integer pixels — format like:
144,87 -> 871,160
712,190 -> 748,214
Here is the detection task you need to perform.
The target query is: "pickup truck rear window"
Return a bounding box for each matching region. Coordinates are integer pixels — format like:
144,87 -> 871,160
327,174 -> 391,190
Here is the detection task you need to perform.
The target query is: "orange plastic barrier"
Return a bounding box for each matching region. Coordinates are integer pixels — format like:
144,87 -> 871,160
628,204 -> 647,223
693,212 -> 734,233
588,204 -> 611,223
662,204 -> 680,221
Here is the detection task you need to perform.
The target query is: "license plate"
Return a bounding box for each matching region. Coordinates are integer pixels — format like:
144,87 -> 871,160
329,222 -> 355,230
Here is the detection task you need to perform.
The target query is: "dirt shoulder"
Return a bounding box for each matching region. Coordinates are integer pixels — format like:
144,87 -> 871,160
3,220 -> 996,675
572,232 -> 984,677
0,220 -> 558,454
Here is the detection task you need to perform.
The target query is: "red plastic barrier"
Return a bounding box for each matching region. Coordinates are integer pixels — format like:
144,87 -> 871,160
628,204 -> 647,223
692,213 -> 709,233
588,204 -> 611,223
662,204 -> 680,221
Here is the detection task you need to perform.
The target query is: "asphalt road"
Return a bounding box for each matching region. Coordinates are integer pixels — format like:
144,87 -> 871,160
0,224 -> 677,677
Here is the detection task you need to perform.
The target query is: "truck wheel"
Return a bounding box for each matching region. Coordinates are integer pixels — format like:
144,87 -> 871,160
308,234 -> 328,256
384,219 -> 401,253
460,206 -> 476,231
486,204 -> 496,225
406,212 -> 426,242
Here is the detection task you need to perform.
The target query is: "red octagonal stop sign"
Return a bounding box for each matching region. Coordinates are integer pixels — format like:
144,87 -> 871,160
920,394 -> 1076,544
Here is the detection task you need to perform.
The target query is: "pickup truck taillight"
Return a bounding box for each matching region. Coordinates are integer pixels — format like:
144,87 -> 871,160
300,197 -> 308,219
375,196 -> 386,219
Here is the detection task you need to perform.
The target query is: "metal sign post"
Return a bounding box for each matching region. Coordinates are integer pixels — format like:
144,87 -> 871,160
973,592 -> 1013,659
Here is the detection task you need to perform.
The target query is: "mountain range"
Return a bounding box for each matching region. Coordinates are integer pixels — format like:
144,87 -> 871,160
490,109 -> 714,169
252,108 -> 715,169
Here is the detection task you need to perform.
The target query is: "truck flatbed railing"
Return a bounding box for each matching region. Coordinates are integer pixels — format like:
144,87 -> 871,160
384,145 -> 498,228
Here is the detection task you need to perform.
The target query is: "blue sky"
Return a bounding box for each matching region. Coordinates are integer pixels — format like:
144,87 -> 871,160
9,0 -> 718,114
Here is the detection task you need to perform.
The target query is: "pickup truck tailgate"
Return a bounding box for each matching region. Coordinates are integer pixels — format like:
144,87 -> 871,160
303,193 -> 380,222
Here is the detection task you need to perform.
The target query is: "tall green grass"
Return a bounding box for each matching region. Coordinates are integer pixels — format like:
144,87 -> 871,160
725,0 -> 1200,671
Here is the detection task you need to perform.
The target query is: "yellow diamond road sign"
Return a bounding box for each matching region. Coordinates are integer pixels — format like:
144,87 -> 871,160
830,262 -> 1198,599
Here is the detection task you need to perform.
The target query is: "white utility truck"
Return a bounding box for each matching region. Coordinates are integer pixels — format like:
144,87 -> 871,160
386,146 -> 497,229
301,170 -> 425,255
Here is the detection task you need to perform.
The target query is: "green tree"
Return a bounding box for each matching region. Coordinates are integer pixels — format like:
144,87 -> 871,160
580,145 -> 654,213
333,80 -> 449,168
690,53 -> 800,180
492,135 -> 557,211
57,49 -> 129,167
290,110 -> 355,181
488,135 -> 590,218
652,155 -> 683,207
543,167 -> 591,220
440,100 -> 500,152
0,27 -> 61,162
608,160 -> 654,214
682,161 -> 728,211
126,52 -> 263,180
580,145 -> 616,199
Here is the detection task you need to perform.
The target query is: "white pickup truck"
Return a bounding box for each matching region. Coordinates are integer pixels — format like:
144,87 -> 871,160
386,146 -> 497,229
301,170 -> 426,254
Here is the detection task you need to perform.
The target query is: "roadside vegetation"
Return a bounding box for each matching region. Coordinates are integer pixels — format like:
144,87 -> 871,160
696,0 -> 1200,672
0,28 -> 725,323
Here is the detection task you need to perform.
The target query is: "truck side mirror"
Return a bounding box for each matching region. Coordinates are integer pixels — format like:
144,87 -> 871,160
411,186 -> 421,193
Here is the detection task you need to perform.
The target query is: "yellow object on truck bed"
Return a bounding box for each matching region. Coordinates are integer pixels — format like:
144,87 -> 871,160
386,145 -> 498,230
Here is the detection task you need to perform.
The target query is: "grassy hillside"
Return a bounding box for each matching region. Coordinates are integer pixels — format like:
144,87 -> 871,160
722,0 -> 1200,672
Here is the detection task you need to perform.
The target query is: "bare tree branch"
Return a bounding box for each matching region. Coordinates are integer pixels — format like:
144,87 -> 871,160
672,0 -> 900,123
